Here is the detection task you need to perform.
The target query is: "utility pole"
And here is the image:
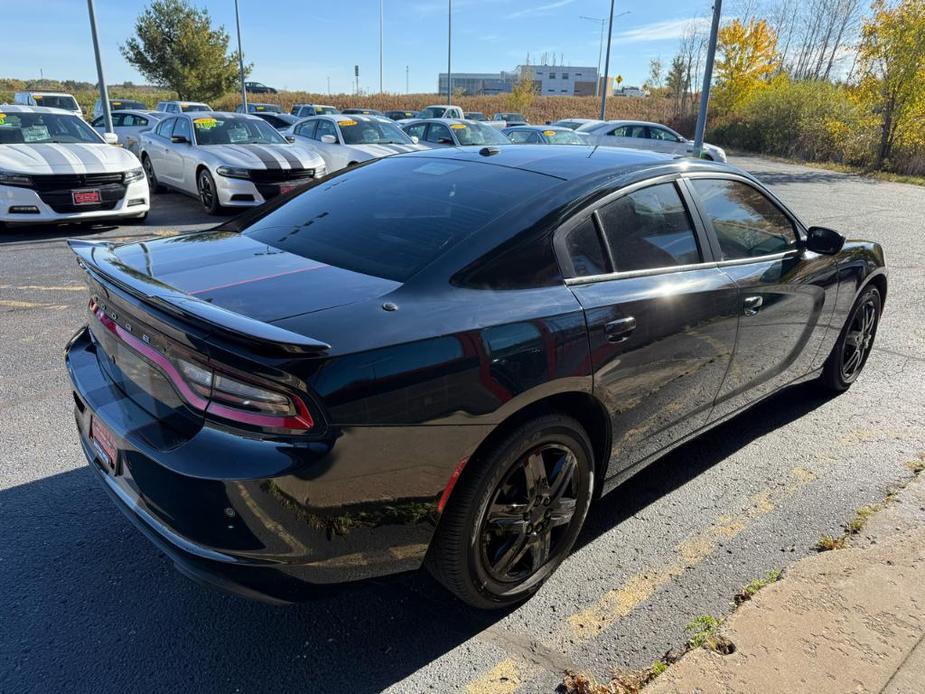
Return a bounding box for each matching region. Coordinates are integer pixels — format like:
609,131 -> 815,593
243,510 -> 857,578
406,65 -> 409,94
234,0 -> 247,111
379,0 -> 384,93
447,0 -> 452,103
580,16 -> 606,97
327,76 -> 331,95
693,0 -> 722,157
86,0 -> 112,132
599,7 -> 629,120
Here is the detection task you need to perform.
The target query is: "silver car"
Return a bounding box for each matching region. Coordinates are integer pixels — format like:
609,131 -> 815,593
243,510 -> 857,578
91,110 -> 164,155
401,119 -> 511,149
579,120 -> 727,162
138,112 -> 326,214
286,114 -> 426,173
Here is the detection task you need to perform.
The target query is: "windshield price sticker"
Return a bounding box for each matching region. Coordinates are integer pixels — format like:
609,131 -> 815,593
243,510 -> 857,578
193,118 -> 218,129
23,125 -> 50,142
0,113 -> 5,125
450,123 -> 466,129
543,130 -> 556,137
340,120 -> 357,127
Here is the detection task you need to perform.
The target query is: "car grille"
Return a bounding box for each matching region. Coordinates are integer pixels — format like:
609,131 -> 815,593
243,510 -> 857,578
29,173 -> 127,214
248,168 -> 315,183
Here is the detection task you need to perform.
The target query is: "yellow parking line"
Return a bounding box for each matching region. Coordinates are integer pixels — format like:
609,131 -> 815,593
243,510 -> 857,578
465,658 -> 522,694
566,466 -> 816,639
0,284 -> 84,292
0,299 -> 47,309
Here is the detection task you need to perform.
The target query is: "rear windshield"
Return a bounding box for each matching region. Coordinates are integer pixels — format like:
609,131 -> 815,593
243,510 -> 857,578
111,100 -> 146,110
338,118 -> 411,145
243,157 -> 557,282
32,95 -> 79,111
545,129 -> 584,144
181,103 -> 211,112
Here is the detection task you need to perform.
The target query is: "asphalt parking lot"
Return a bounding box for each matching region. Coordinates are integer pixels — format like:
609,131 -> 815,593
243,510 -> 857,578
1,157 -> 923,693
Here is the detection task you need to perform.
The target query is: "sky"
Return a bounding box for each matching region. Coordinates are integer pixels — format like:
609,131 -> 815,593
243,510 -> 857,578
1,0 -> 718,95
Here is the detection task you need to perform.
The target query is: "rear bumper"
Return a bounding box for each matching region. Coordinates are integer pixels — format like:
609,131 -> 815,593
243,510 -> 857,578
66,326 -> 480,602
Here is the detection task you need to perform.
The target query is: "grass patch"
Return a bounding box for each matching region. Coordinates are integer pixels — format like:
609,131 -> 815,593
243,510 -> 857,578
686,615 -> 735,654
734,568 -> 782,605
816,534 -> 847,551
905,453 -> 925,475
848,505 -> 877,535
561,660 -> 671,694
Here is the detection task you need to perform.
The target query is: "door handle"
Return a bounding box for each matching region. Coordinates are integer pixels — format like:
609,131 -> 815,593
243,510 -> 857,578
605,316 -> 637,343
743,295 -> 763,316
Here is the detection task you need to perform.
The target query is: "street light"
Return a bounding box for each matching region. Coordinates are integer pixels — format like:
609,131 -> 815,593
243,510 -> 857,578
86,0 -> 111,133
599,7 -> 630,120
379,0 -> 384,93
234,0 -> 247,111
579,16 -> 605,97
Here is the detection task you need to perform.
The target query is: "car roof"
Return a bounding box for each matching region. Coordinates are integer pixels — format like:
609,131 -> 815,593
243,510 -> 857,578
0,104 -> 74,115
392,144 -> 734,183
327,113 -> 390,123
405,118 -> 473,125
22,91 -> 72,96
506,125 -> 571,132
107,109 -> 164,118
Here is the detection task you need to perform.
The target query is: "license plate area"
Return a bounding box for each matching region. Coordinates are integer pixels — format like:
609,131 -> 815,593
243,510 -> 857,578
73,189 -> 102,205
90,416 -> 120,474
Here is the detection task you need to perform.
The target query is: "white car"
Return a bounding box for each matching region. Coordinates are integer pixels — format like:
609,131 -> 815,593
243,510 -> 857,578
154,100 -> 211,115
138,111 -> 326,214
419,105 -> 465,119
578,120 -> 727,162
14,91 -> 82,118
0,105 -> 148,227
92,98 -> 147,119
401,118 -> 512,149
286,114 -> 426,173
90,110 -> 164,156
552,118 -> 606,131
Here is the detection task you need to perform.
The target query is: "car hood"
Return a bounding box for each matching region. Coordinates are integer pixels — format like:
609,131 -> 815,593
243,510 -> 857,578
347,143 -> 428,158
110,230 -> 400,323
0,142 -> 140,174
197,143 -> 323,170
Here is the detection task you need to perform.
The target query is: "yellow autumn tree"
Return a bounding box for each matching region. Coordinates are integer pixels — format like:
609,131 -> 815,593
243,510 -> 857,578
714,19 -> 779,114
857,0 -> 925,168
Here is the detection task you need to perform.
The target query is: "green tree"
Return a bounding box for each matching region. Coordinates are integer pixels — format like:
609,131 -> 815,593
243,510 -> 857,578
714,18 -> 779,114
120,0 -> 249,102
857,0 -> 925,168
507,65 -> 537,114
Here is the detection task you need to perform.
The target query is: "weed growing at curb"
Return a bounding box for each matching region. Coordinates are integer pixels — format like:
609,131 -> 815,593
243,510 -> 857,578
561,659 -> 673,693
734,568 -> 782,605
686,615 -> 735,654
816,534 -> 847,551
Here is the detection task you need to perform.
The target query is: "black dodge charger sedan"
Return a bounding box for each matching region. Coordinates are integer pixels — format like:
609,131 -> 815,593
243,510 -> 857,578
66,146 -> 886,608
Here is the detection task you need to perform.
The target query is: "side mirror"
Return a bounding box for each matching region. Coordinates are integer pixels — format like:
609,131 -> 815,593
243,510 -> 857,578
320,134 -> 337,144
285,135 -> 295,143
410,135 -> 419,144
170,135 -> 190,144
102,132 -> 119,145
438,137 -> 454,144
805,226 -> 845,255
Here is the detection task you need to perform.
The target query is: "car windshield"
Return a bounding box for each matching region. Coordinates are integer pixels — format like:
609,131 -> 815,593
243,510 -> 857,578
192,116 -> 287,145
32,95 -> 79,111
449,122 -> 510,146
466,113 -> 487,121
318,106 -> 338,114
181,103 -> 211,112
544,129 -> 584,144
243,157 -> 558,282
0,111 -> 101,144
575,121 -> 603,132
251,104 -> 282,113
338,118 -> 412,145
501,113 -> 525,121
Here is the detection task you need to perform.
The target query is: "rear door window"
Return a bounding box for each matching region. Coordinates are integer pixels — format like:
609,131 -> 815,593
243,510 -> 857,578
295,119 -> 318,139
597,183 -> 701,272
690,178 -> 797,260
425,123 -> 453,144
316,119 -> 337,141
564,218 -> 609,277
155,118 -> 176,137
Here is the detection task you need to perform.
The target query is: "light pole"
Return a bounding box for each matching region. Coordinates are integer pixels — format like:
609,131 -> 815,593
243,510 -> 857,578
406,65 -> 410,94
234,0 -> 247,111
693,0 -> 722,157
580,16 -> 605,97
379,0 -> 384,93
599,7 -> 630,120
86,0 -> 112,132
447,0 -> 452,103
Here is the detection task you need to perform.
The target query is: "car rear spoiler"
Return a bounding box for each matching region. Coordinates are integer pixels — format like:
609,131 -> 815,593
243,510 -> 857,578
67,239 -> 331,355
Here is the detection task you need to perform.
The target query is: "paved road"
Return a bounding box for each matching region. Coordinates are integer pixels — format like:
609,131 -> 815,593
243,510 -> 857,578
1,159 -> 923,693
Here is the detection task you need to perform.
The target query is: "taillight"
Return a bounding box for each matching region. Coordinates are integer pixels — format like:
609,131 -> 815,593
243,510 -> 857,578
90,299 -> 314,434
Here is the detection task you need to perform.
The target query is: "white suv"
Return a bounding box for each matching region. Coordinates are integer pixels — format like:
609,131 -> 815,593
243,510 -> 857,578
14,91 -> 82,117
154,100 -> 211,114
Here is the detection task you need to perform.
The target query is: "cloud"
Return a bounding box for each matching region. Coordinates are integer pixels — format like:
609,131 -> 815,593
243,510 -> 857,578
616,17 -> 711,43
506,0 -> 576,20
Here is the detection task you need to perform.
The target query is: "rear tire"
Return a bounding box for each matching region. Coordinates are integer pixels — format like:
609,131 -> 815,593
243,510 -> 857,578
142,155 -> 164,193
819,285 -> 881,392
426,414 -> 594,609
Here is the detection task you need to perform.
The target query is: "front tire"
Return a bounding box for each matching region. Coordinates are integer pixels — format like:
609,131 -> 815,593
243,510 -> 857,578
819,285 -> 881,392
427,414 -> 594,609
141,155 -> 164,193
197,169 -> 222,215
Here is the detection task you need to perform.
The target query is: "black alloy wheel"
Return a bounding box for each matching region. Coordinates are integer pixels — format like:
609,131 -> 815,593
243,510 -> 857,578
198,169 -> 221,215
821,285 -> 881,391
427,414 -> 594,609
142,155 -> 164,193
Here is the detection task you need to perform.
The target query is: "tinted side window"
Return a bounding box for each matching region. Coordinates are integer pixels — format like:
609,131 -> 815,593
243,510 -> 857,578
690,179 -> 796,260
610,125 -> 646,138
426,123 -> 452,144
316,119 -> 337,140
507,130 -> 532,144
295,120 -> 317,138
172,117 -> 191,141
405,123 -> 427,140
564,218 -> 609,277
155,118 -> 175,137
91,116 -> 104,127
598,183 -> 701,272
647,127 -> 680,142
